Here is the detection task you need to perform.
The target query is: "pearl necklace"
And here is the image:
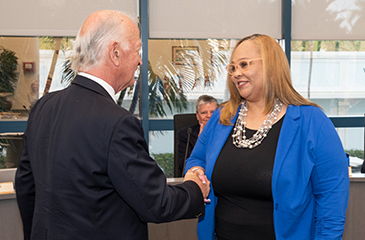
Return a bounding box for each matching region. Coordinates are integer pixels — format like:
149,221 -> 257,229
232,99 -> 283,149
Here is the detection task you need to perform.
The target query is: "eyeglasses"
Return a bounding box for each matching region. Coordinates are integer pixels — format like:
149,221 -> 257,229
226,58 -> 262,75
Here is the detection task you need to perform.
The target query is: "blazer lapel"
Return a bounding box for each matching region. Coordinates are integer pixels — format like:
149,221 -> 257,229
272,105 -> 300,190
206,106 -> 241,176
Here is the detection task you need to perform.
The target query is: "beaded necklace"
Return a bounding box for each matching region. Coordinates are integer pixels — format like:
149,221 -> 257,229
232,98 -> 283,149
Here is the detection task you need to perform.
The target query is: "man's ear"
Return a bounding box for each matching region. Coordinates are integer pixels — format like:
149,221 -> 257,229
109,41 -> 120,66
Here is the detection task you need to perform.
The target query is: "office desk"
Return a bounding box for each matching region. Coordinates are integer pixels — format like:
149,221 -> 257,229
1,172 -> 365,240
0,169 -> 22,240
343,174 -> 365,240
0,174 -> 198,240
148,178 -> 199,240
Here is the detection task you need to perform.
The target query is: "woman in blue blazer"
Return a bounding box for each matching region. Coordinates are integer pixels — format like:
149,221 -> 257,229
185,34 -> 349,240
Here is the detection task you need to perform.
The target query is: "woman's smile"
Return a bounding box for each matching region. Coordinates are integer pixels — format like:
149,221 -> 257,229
236,80 -> 248,88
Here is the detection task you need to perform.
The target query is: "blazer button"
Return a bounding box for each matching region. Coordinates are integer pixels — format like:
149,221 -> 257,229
275,203 -> 278,210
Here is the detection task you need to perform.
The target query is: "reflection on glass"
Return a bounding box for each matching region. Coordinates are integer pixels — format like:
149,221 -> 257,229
147,39 -> 236,118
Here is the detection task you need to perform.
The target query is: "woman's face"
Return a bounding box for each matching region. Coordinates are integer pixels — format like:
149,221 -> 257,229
32,82 -> 39,92
229,40 -> 264,102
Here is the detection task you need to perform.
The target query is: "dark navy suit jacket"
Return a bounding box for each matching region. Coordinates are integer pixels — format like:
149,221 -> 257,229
15,75 -> 204,240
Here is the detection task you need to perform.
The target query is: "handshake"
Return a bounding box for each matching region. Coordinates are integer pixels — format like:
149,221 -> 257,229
184,167 -> 210,200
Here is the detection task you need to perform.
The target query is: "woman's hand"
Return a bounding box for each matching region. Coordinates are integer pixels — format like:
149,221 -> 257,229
184,167 -> 210,199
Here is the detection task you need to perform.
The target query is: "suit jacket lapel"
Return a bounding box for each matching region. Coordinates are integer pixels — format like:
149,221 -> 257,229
189,124 -> 200,147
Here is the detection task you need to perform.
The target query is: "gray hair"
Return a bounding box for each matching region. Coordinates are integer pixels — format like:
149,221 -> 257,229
70,10 -> 137,72
196,95 -> 218,113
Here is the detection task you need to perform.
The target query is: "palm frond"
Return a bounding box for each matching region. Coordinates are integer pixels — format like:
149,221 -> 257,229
59,59 -> 190,117
60,59 -> 75,85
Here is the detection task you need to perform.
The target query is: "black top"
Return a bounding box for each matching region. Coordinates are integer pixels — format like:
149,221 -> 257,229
212,116 -> 284,240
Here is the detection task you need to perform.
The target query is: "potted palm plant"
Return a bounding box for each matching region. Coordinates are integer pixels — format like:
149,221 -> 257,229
61,59 -> 189,117
0,47 -> 18,112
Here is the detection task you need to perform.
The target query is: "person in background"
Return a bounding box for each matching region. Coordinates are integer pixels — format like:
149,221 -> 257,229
42,76 -> 52,96
177,95 -> 218,175
27,80 -> 39,109
185,34 -> 349,240
15,10 -> 209,240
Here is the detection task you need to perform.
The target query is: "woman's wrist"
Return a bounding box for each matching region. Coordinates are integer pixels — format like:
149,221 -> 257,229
191,166 -> 205,173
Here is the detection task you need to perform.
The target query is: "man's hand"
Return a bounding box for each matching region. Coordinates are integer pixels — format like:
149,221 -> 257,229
198,122 -> 206,136
184,167 -> 210,199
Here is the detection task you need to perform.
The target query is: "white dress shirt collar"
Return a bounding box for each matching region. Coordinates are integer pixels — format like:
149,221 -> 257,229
78,72 -> 117,103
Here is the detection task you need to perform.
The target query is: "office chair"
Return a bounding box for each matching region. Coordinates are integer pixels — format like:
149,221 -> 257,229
173,113 -> 198,177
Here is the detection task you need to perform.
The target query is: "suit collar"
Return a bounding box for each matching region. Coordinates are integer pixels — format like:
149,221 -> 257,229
72,75 -> 116,104
78,72 -> 116,103
190,124 -> 200,139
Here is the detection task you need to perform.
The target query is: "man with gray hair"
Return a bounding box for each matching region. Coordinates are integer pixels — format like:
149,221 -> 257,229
15,10 -> 209,240
177,95 -> 218,175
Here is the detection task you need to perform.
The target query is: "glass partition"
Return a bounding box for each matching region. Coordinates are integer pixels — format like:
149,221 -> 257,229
0,37 -> 73,117
338,127 -> 364,174
150,131 -> 174,178
2,36 -> 364,173
146,39 -> 236,119
147,38 -> 238,173
291,40 -> 365,165
0,36 -> 73,169
0,35 -> 144,169
1,1 -> 365,175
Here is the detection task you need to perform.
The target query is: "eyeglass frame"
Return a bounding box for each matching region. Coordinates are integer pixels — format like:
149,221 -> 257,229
226,58 -> 262,75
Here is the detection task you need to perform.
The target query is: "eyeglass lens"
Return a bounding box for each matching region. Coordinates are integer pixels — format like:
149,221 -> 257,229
228,60 -> 249,74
